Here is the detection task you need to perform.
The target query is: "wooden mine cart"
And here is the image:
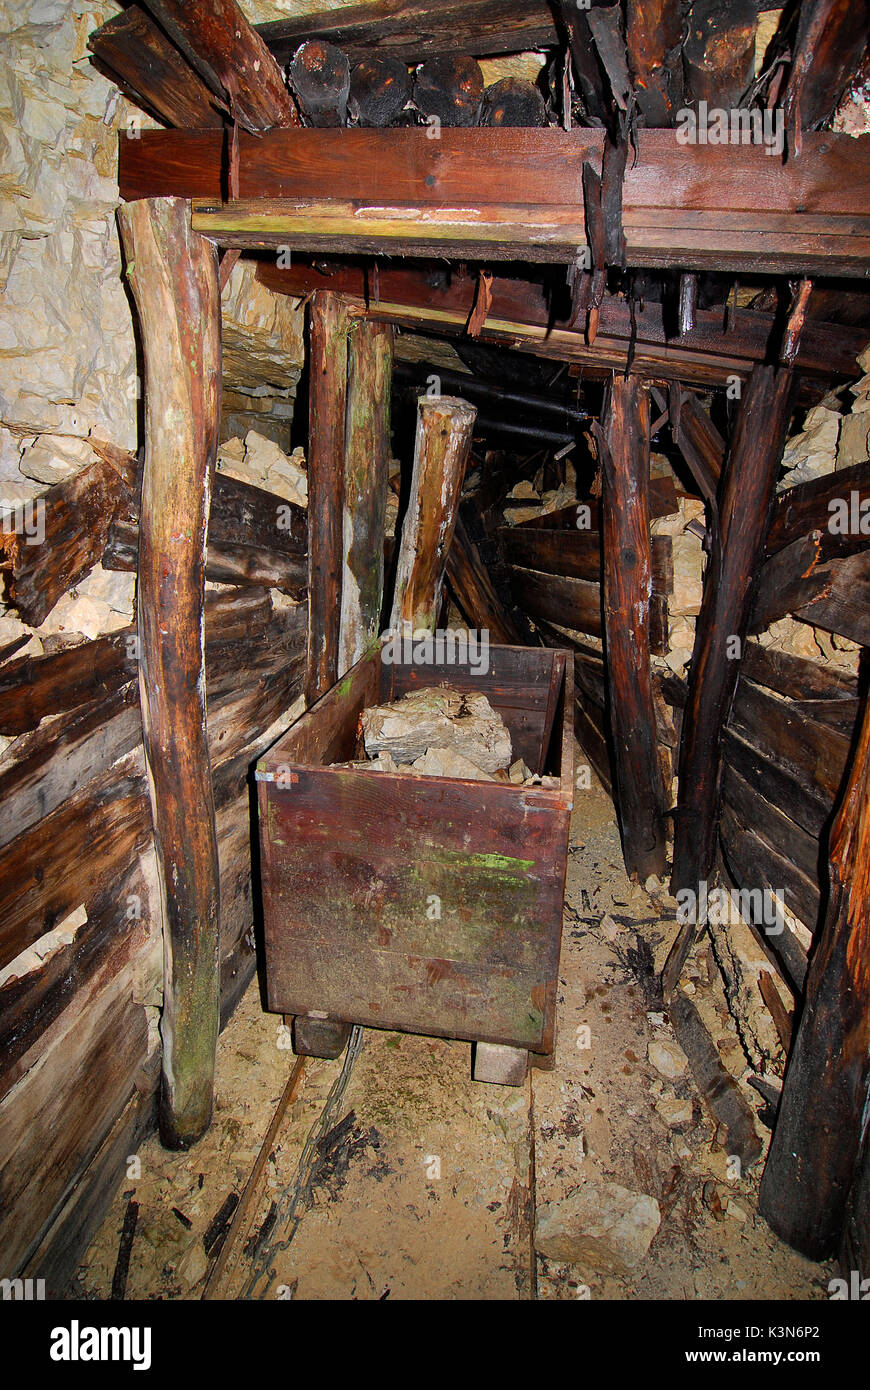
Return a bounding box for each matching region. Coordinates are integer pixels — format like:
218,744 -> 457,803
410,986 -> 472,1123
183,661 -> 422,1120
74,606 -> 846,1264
256,641 -> 573,1082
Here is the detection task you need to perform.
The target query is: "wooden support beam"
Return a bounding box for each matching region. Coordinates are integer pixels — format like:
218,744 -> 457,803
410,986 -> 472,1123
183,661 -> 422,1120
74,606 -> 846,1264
88,5 -> 226,129
783,0 -> 870,151
390,396 -> 476,633
597,376 -> 669,882
258,258 -> 868,390
290,40 -> 351,128
306,292 -> 350,703
669,357 -> 798,981
625,0 -> 685,126
339,318 -> 393,674
683,0 -> 758,109
758,695 -> 870,1258
255,0 -> 558,65
119,128 -> 870,278
117,196 -> 221,1150
138,0 -> 299,131
765,459 -> 870,556
446,514 -> 524,646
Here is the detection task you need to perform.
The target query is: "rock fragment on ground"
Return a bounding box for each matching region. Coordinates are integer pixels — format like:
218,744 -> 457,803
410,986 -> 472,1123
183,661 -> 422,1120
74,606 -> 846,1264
535,1181 -> 661,1273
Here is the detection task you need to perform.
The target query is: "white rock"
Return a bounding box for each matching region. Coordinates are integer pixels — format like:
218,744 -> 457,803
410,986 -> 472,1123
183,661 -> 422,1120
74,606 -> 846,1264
648,1037 -> 688,1080
411,747 -> 496,781
535,1181 -> 661,1273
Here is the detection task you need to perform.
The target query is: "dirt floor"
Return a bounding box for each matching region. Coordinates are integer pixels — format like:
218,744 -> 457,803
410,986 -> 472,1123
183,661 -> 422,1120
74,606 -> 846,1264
78,754 -> 832,1301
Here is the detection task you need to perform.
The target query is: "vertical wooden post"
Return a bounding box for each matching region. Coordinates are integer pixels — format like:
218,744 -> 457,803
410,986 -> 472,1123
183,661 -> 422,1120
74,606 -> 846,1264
118,196 -> 221,1149
759,697 -> 870,1258
306,291 -> 350,704
390,395 -> 477,634
670,364 -> 795,896
598,374 -> 669,882
338,318 -> 393,675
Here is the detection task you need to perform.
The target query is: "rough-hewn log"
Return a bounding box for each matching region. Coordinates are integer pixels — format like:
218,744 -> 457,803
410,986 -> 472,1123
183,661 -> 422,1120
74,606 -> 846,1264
481,78 -> 546,128
88,5 -> 225,129
598,376 -> 669,881
759,695 -> 870,1258
105,519 -> 306,594
766,459 -> 870,556
446,514 -> 524,646
390,396 -> 476,633
137,0 -> 299,131
289,40 -> 351,128
499,526 -> 674,595
349,54 -> 412,126
625,0 -> 685,126
670,359 -> 798,976
118,195 -> 221,1150
683,0 -> 758,109
306,292 -> 350,703
0,459 -> 132,628
339,318 -> 393,674
413,56 -> 484,127
782,0 -> 870,151
256,1 -> 558,64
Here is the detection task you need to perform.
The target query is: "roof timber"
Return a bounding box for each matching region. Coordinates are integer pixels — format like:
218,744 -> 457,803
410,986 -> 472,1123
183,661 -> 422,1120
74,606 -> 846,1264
119,128 -> 870,278
256,261 -> 869,391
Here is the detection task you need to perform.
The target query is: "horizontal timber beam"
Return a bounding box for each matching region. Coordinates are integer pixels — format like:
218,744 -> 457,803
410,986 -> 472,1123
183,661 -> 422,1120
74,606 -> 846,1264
257,261 -> 868,390
119,129 -> 870,278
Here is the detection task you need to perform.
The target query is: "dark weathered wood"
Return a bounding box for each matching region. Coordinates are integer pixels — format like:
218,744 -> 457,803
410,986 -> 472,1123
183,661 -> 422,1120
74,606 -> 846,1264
118,196 -> 221,1150
0,769 -> 151,975
259,257 -> 868,390
672,389 -> 725,497
554,0 -> 609,121
751,541 -> 870,646
413,56 -> 484,127
446,514 -> 524,646
515,474 -> 680,529
105,519 -> 307,594
499,526 -> 673,595
625,0 -> 684,126
719,806 -> 811,993
741,638 -> 858,702
481,78 -> 546,128
289,40 -> 351,128
339,318 -> 393,674
88,5 -> 225,129
137,0 -> 299,131
0,460 -> 131,628
766,460 -> 870,555
0,632 -> 136,736
683,0 -> 758,109
349,54 -> 412,126
256,1 -> 558,64
782,0 -> 870,151
0,685 -> 142,850
759,695 -> 870,1258
390,395 -> 476,633
306,292 -> 350,703
727,679 -> 851,829
672,362 -> 797,913
722,764 -> 822,892
599,376 -> 669,881
509,568 -> 602,639
120,128 -> 870,276
670,990 -> 763,1169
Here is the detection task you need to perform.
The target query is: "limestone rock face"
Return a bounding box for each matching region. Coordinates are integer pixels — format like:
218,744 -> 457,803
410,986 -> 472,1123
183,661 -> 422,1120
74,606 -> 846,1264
535,1181 -> 661,1273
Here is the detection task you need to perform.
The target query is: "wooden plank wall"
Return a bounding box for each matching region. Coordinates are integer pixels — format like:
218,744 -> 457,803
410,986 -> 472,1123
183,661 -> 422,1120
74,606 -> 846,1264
0,455 -> 308,1289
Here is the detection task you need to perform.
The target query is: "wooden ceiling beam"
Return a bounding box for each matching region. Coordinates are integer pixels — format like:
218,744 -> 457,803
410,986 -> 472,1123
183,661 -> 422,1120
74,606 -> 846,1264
118,127 -> 870,278
255,260 -> 867,389
254,0 -> 558,65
